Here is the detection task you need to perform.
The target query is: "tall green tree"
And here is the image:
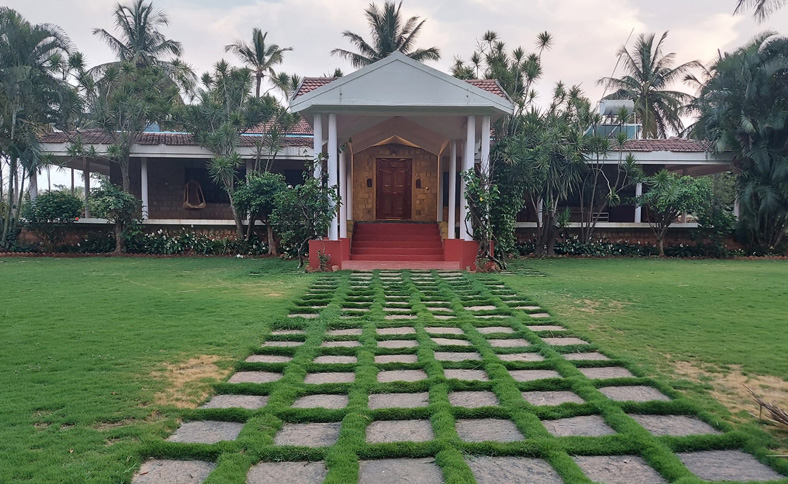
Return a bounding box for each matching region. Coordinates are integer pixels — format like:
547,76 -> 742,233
0,8 -> 79,248
92,0 -> 195,93
735,0 -> 786,21
694,33 -> 788,250
599,32 -> 701,139
331,1 -> 440,68
225,28 -> 292,98
180,61 -> 279,237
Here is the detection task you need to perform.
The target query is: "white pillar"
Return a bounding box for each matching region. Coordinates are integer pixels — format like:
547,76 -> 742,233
480,115 -> 491,176
537,198 -> 544,226
141,158 -> 149,220
70,168 -> 75,195
346,152 -> 353,221
339,150 -> 347,238
448,141 -> 457,239
436,154 -> 443,222
328,113 -> 339,241
733,197 -> 740,220
29,169 -> 38,200
313,113 -> 323,180
634,182 -> 643,223
461,116 -> 476,241
83,160 -> 91,218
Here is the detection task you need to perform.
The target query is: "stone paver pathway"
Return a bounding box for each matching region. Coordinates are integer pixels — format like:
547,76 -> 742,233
133,271 -> 785,484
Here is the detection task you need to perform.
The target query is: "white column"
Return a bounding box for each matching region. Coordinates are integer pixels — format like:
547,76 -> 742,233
346,152 -> 353,221
141,158 -> 149,219
70,168 -> 75,195
339,150 -> 347,238
29,169 -> 38,200
313,113 -> 323,180
328,113 -> 339,241
436,154 -> 443,222
733,197 -> 740,220
461,115 -> 476,241
634,182 -> 643,223
480,115 -> 491,176
537,198 -> 544,226
83,160 -> 91,218
245,160 -> 254,179
448,141 -> 457,239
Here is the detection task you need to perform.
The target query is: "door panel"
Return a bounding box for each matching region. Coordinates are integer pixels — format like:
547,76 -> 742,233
376,158 -> 412,220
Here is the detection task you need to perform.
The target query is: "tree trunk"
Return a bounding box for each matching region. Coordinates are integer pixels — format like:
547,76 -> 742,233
1,157 -> 17,248
266,222 -> 278,256
121,161 -> 130,192
255,74 -> 262,98
246,215 -> 254,241
113,220 -> 125,254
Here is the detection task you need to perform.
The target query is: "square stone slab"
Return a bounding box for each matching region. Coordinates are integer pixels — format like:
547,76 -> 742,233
167,421 -> 244,444
474,315 -> 509,319
466,305 -> 498,311
515,306 -> 542,310
574,456 -> 665,484
488,338 -> 531,348
564,352 -> 609,361
271,330 -> 306,336
426,307 -> 452,312
509,369 -> 562,382
456,418 -> 525,443
599,386 -> 671,402
246,354 -> 293,364
262,341 -> 302,348
359,458 -> 443,484
200,394 -> 268,410
378,369 -> 428,383
477,326 -> 515,334
543,415 -> 616,437
678,450 -> 783,482
434,351 -> 481,362
366,419 -> 434,443
377,327 -> 416,335
374,354 -> 418,364
431,337 -> 471,346
304,372 -> 355,384
449,391 -> 499,408
385,314 -> 417,320
247,461 -> 327,484
425,327 -> 464,335
527,325 -> 566,332
321,340 -> 360,348
229,371 -> 282,384
378,339 -> 419,349
368,392 -> 430,409
528,313 -> 552,319
132,460 -> 215,484
327,328 -> 363,337
498,352 -> 545,362
313,355 -> 358,364
542,337 -> 589,346
579,367 -> 635,379
523,390 -> 585,406
466,456 -> 563,484
383,306 -> 411,312
292,394 -> 348,409
445,369 -> 489,381
288,314 -> 318,319
274,422 -> 341,447
629,414 -> 721,436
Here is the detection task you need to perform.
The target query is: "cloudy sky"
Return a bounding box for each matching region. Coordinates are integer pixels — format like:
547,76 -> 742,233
5,0 -> 787,187
8,0 -> 788,105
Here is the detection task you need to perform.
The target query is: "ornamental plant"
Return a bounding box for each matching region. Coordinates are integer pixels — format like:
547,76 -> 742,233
24,191 -> 82,251
90,184 -> 141,254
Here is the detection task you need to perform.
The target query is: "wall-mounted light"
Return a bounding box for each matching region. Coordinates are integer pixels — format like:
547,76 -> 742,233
367,178 -> 372,188
416,178 -> 422,189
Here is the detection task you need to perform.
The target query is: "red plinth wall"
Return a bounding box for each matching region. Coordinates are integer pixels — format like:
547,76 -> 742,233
308,239 -> 346,270
443,239 -> 482,271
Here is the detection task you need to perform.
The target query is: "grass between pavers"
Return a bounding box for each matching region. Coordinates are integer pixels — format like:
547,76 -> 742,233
151,269 -> 784,483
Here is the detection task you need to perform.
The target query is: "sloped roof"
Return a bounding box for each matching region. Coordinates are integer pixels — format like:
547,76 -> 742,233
619,138 -> 710,153
39,129 -> 313,148
293,76 -> 511,101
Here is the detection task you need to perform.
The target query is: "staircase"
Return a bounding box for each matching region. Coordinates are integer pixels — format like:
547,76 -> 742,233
350,222 -> 444,261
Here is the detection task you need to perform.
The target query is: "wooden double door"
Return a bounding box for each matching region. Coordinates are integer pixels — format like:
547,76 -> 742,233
376,158 -> 412,220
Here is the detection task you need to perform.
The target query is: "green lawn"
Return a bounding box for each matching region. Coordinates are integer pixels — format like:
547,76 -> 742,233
1,257 -> 787,483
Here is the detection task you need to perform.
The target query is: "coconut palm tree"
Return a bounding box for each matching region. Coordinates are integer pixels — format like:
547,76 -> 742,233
331,1 -> 440,68
92,0 -> 195,92
599,32 -> 701,139
735,0 -> 786,21
225,29 -> 292,98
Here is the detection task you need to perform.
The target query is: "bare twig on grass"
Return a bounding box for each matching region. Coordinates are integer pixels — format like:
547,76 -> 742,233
746,385 -> 788,428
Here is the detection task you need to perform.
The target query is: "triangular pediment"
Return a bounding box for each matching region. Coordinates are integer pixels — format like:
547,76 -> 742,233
291,52 -> 513,115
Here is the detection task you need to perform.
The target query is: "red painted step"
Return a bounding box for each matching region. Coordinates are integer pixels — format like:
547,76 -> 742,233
350,222 -> 444,261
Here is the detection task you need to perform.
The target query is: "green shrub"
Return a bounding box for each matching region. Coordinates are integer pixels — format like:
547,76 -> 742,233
24,191 -> 83,251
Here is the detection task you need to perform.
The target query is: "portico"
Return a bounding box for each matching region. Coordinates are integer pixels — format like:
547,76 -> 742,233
289,51 -> 514,270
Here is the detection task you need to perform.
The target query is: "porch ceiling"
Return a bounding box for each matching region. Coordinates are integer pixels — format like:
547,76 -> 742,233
348,116 -> 449,155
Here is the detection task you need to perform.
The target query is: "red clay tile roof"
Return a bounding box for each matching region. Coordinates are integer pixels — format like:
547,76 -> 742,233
292,76 -> 511,100
39,129 -> 313,148
619,138 -> 710,153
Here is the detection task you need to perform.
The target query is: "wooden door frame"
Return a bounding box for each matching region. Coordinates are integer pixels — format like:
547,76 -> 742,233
375,158 -> 412,220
